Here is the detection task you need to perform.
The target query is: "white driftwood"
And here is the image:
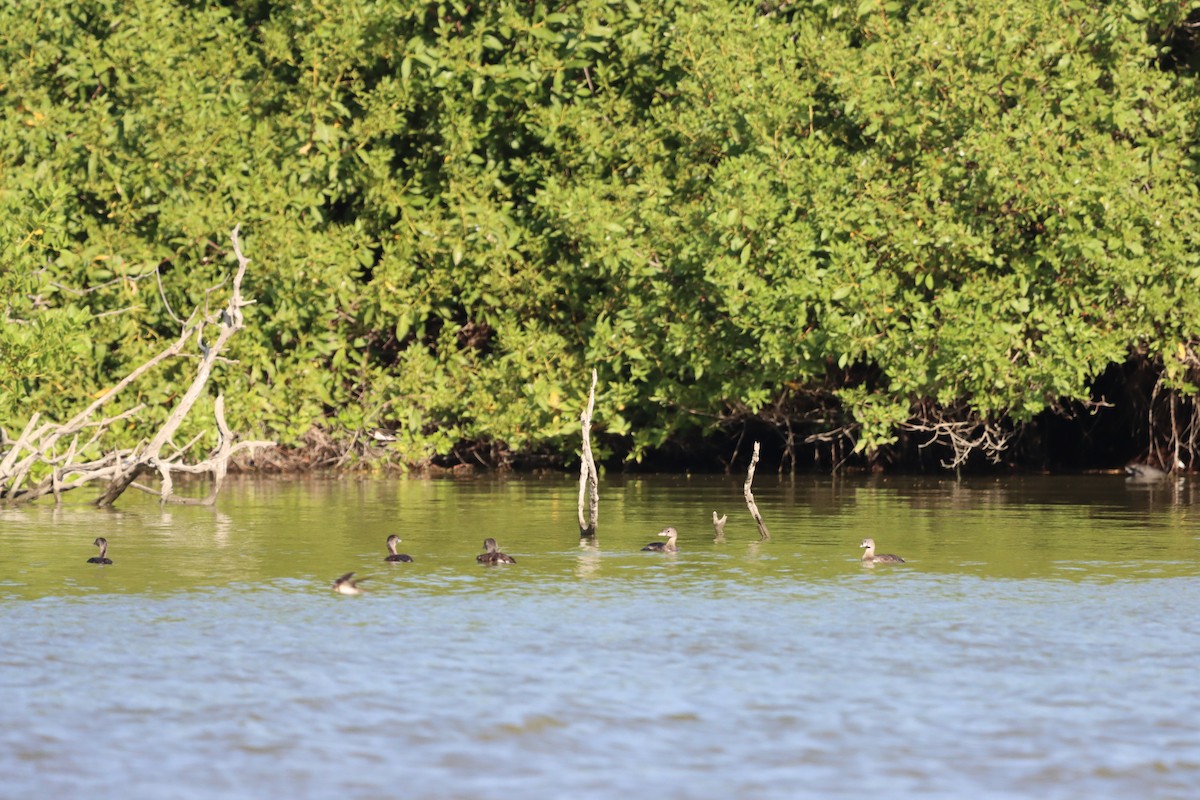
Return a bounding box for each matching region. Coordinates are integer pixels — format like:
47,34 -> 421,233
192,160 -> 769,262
577,369 -> 600,536
744,441 -> 770,540
0,226 -> 273,506
95,225 -> 271,506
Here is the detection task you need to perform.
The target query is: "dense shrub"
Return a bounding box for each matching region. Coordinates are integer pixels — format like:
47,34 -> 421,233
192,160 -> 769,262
3,0 -> 1200,470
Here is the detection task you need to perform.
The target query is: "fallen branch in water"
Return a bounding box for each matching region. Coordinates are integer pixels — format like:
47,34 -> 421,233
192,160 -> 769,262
0,225 -> 273,506
744,441 -> 770,540
712,511 -> 728,541
95,226 -> 273,506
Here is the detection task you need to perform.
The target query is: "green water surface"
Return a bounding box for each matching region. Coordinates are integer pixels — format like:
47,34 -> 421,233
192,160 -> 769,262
1,474 -> 1198,799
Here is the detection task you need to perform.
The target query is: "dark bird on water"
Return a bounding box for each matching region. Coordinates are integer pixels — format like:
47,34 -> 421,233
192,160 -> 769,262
860,538 -> 904,564
641,526 -> 679,553
332,572 -> 363,595
1124,459 -> 1183,482
476,538 -> 516,565
87,537 -> 113,565
384,535 -> 414,563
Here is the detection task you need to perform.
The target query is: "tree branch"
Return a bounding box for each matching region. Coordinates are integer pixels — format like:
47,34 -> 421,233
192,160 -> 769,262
95,225 -> 262,507
577,369 -> 600,537
0,225 -> 273,507
744,441 -> 770,540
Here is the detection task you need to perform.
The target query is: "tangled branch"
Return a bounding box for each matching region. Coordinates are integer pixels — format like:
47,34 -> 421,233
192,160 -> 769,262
899,403 -> 1014,470
0,226 -> 274,506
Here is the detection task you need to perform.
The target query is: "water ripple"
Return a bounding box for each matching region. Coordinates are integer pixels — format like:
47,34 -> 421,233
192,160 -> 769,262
3,477 -> 1200,798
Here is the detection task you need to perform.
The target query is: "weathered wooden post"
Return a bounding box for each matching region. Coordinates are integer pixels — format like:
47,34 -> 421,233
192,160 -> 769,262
744,441 -> 770,540
577,369 -> 599,537
712,512 -> 728,541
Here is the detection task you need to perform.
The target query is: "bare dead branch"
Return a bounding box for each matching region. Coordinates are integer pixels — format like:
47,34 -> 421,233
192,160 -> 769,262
166,430 -> 208,463
92,305 -> 143,320
899,403 -> 1012,470
0,413 -> 40,476
1,225 -> 273,507
155,262 -> 186,326
744,441 -> 770,540
578,369 -> 600,537
712,511 -> 728,541
154,395 -> 270,506
96,225 -> 266,507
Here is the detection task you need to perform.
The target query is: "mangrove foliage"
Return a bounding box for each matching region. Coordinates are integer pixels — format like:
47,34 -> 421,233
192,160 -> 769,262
3,0 -> 1200,472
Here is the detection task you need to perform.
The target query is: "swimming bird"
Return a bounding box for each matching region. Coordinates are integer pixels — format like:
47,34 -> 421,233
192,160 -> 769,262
87,537 -> 113,565
384,535 -> 414,563
332,572 -> 363,595
476,538 -> 516,564
1124,459 -> 1183,482
860,538 -> 904,564
641,526 -> 679,553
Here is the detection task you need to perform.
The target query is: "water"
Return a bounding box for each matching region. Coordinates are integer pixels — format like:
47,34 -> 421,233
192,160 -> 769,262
2,474 -> 1199,799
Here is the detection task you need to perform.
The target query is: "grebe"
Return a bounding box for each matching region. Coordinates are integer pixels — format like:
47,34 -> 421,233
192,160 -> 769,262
1124,459 -> 1183,481
332,572 -> 363,595
860,538 -> 904,564
476,538 -> 516,564
641,526 -> 679,553
87,537 -> 113,564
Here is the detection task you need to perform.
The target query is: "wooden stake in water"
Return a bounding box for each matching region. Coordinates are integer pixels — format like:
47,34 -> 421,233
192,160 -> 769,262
578,369 -> 599,537
712,512 -> 728,541
744,441 -> 770,540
